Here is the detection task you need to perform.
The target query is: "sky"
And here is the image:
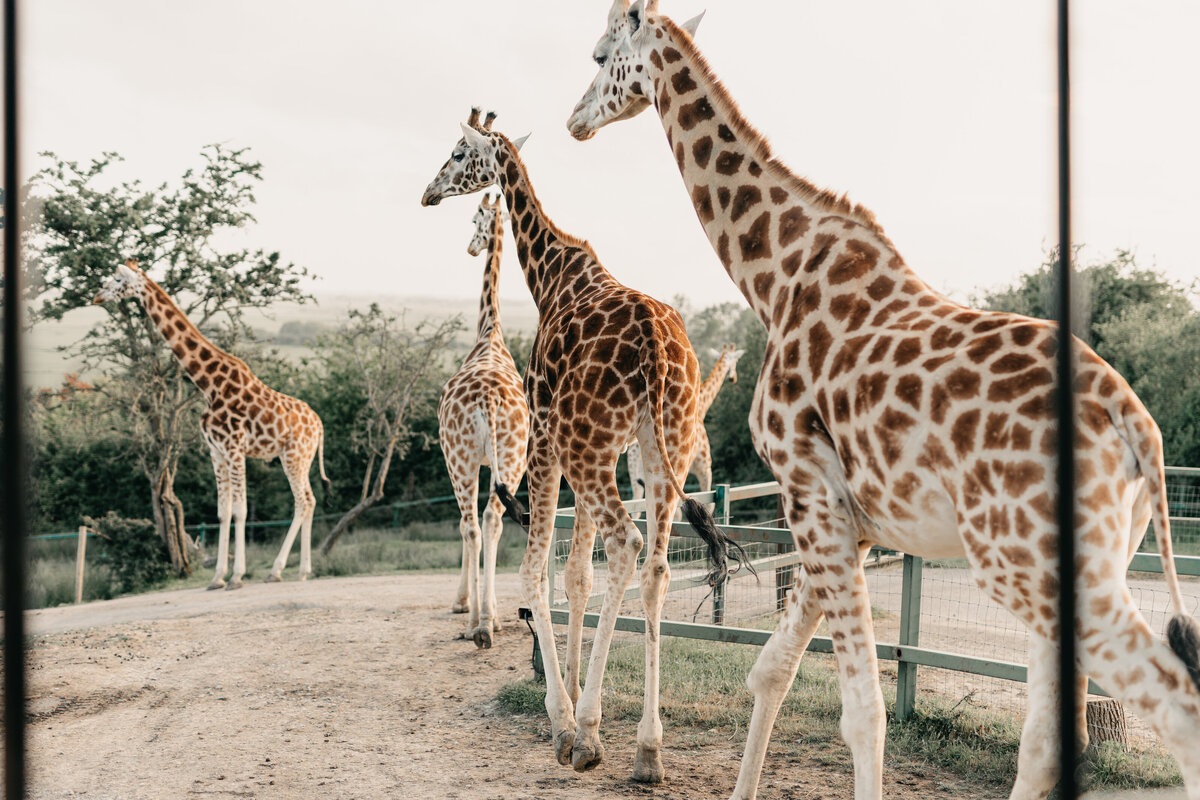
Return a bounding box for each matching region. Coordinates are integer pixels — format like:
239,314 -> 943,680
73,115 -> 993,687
21,0 -> 1200,326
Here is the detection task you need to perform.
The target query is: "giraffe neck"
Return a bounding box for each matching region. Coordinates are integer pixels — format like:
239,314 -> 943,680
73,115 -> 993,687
138,275 -> 242,402
643,19 -> 931,331
493,140 -> 610,317
476,211 -> 504,341
695,355 -> 733,417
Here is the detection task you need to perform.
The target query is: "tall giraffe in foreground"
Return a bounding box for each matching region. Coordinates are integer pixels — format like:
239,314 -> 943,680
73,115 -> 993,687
422,109 -> 744,783
438,186 -> 530,648
568,3 -> 1200,798
627,343 -> 745,511
94,261 -> 330,589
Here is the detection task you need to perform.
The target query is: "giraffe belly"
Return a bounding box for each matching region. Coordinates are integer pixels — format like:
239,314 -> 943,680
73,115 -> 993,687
863,487 -> 964,559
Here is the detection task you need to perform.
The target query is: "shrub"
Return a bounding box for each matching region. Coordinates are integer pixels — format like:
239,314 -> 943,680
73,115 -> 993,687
85,512 -> 171,594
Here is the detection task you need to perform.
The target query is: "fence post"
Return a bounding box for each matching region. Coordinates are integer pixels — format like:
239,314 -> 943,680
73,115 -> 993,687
774,491 -> 793,611
895,554 -> 923,722
74,526 -> 88,604
392,503 -> 400,529
712,484 -> 730,625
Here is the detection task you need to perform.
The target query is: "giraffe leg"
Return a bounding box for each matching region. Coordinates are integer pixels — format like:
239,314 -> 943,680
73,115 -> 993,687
518,454 -> 577,765
564,507 -> 598,704
570,483 -> 644,774
472,494 -> 504,647
627,441 -> 645,520
454,533 -> 471,614
730,571 -> 823,800
269,449 -> 316,582
448,467 -> 482,630
632,474 -> 680,783
227,455 -> 248,590
1009,633 -> 1088,800
207,453 -> 232,591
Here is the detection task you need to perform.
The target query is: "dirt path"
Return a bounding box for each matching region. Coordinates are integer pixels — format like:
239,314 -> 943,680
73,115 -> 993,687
26,573 -> 993,799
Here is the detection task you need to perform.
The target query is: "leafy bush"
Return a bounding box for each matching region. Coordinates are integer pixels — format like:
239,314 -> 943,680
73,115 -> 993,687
85,512 -> 171,593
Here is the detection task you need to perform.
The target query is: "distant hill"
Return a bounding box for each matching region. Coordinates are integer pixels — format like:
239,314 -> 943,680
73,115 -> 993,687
25,293 -> 539,390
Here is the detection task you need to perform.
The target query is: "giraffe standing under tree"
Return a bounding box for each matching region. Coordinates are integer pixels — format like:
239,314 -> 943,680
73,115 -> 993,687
568,3 -> 1200,798
422,108 -> 747,784
627,343 -> 745,513
94,260 -> 330,590
438,176 -> 530,649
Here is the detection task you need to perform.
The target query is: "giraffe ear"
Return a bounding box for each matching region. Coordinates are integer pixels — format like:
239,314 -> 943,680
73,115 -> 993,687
681,11 -> 705,38
731,349 -> 746,360
628,0 -> 644,34
460,122 -> 491,153
512,133 -> 530,152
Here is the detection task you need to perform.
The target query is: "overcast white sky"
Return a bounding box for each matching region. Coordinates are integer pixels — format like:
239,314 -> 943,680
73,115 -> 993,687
23,1 -> 1200,320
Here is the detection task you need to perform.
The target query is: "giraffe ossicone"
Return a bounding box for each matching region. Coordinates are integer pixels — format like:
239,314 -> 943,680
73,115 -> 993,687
568,5 -> 1200,800
422,107 -> 748,784
94,260 -> 330,591
438,192 -> 530,648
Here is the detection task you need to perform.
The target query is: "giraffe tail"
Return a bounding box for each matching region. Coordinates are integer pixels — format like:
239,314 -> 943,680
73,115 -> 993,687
484,389 -> 526,529
639,330 -> 754,591
317,424 -> 332,494
1117,388 -> 1200,691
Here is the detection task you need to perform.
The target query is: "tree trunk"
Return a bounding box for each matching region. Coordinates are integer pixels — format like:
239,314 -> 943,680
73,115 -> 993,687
1086,698 -> 1128,748
151,459 -> 192,577
320,439 -> 397,555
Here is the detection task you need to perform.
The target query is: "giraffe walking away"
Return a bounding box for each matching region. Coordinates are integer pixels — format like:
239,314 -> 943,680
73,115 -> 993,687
94,260 -> 331,590
627,343 -> 745,514
438,187 -> 530,649
422,108 -> 748,784
567,4 -> 1200,799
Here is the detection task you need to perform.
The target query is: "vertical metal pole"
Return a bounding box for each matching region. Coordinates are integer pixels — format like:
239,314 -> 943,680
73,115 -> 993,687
895,555 -> 923,722
712,485 -> 729,625
3,0 -> 28,795
774,490 -> 792,611
1056,0 -> 1079,796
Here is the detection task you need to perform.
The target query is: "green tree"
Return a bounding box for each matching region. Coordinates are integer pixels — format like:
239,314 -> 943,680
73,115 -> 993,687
26,147 -> 314,574
315,305 -> 463,553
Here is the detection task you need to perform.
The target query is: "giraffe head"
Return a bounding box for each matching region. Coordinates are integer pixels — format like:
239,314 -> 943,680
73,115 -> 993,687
421,107 -> 528,207
722,344 -> 746,384
93,259 -> 147,305
467,192 -> 506,257
567,0 -> 703,141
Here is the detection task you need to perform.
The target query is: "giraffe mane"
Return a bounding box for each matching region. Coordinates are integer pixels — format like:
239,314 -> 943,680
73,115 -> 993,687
657,15 -> 894,247
489,131 -> 596,256
139,271 -> 254,376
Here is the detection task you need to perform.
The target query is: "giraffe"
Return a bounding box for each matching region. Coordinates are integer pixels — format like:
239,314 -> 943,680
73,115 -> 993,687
627,343 -> 745,513
93,260 -> 331,590
422,108 -> 746,783
438,187 -> 530,648
567,3 -> 1200,798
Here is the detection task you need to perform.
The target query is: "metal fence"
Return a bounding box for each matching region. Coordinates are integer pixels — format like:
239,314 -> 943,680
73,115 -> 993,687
547,468 -> 1200,749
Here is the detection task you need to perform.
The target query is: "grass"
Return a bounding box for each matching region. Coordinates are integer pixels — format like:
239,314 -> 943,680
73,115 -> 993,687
27,517 -> 527,609
496,636 -> 1183,796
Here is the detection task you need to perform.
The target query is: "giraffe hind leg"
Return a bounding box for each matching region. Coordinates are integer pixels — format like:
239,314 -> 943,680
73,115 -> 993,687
269,449 -> 316,582
207,452 -> 233,591
226,455 -> 248,590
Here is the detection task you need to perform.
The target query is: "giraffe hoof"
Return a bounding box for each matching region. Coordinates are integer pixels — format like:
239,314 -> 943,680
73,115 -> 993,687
264,573 -> 282,583
471,627 -> 493,649
553,728 -> 575,766
298,571 -> 312,582
207,579 -> 226,591
225,579 -> 244,591
571,738 -> 604,772
632,746 -> 664,784
451,602 -> 469,614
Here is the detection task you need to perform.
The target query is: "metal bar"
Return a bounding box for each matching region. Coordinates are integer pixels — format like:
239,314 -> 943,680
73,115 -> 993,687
712,484 -> 730,625
1055,0 -> 1078,794
1129,552 -> 1200,576
3,0 -> 27,793
895,555 -> 923,721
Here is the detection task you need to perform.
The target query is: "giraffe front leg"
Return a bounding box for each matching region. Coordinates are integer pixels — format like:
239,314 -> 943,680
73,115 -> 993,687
207,454 -> 232,591
572,495 -> 644,774
564,508 -> 597,704
472,496 -> 505,648
520,457 -> 576,764
227,457 -> 247,590
453,532 -> 471,613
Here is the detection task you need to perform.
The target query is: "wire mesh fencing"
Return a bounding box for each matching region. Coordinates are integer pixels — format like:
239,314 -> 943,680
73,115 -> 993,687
548,471 -> 1200,755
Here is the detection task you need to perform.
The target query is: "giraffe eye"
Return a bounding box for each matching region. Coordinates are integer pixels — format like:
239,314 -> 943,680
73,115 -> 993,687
595,54 -> 608,67
453,153 -> 465,163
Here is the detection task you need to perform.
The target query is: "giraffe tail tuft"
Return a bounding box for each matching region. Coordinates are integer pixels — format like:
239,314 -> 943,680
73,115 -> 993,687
1168,616 -> 1200,693
680,497 -> 756,589
494,481 -> 527,530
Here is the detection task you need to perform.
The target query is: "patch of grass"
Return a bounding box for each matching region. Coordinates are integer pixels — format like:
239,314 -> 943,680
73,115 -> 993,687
496,636 -> 1183,796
